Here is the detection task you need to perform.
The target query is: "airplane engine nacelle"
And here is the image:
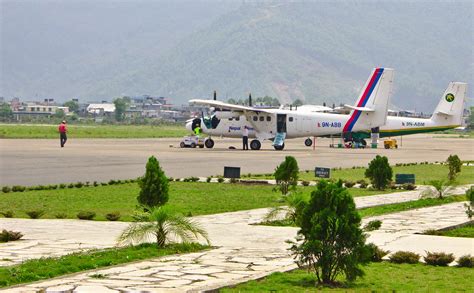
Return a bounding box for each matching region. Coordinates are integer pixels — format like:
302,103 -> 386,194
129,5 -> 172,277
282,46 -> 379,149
214,111 -> 240,119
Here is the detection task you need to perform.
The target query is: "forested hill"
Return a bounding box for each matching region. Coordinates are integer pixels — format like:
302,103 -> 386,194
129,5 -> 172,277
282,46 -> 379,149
1,1 -> 472,111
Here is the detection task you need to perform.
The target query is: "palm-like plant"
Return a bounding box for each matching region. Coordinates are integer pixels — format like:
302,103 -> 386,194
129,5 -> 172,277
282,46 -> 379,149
264,192 -> 306,225
428,180 -> 452,199
118,207 -> 210,248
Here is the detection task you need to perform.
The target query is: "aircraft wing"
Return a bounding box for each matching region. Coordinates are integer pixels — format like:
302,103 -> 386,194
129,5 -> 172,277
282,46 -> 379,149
189,99 -> 273,114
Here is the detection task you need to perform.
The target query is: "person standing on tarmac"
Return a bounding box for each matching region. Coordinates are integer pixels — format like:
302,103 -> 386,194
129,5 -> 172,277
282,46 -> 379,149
58,120 -> 68,147
242,126 -> 249,150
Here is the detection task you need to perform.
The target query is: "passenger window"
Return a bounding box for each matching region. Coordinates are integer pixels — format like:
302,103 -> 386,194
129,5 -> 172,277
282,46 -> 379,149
259,116 -> 264,121
253,116 -> 258,121
228,118 -> 233,121
289,117 -> 294,122
236,117 -> 240,121
267,116 -> 271,122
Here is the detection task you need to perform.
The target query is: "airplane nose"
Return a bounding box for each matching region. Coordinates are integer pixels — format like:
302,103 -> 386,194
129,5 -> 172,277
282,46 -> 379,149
185,121 -> 193,133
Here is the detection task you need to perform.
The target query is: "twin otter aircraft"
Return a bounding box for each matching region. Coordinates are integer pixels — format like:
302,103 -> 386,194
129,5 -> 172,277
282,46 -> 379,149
186,68 -> 467,150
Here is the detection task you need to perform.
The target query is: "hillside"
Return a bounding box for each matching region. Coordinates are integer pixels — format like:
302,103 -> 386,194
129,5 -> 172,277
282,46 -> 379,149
1,1 -> 472,111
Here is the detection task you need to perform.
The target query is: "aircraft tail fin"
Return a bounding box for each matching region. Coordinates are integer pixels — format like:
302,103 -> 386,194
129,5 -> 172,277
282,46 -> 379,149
343,67 -> 394,132
431,82 -> 467,126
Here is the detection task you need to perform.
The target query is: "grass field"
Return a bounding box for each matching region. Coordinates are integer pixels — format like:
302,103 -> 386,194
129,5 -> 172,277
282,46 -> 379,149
0,182 -> 398,221
249,164 -> 474,185
0,243 -> 206,288
0,124 -> 188,138
220,263 -> 474,292
425,223 -> 474,238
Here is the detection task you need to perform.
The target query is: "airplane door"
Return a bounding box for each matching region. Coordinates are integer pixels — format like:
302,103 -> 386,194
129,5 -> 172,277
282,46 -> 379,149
277,114 -> 287,133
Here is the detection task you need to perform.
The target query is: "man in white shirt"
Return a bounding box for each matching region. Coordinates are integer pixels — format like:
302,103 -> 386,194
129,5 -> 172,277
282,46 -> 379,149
242,126 -> 249,150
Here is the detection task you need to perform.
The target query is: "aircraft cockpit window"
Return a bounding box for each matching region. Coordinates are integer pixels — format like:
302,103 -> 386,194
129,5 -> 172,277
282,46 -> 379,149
253,116 -> 258,121
289,117 -> 294,122
203,114 -> 221,129
259,116 -> 264,121
266,116 -> 271,122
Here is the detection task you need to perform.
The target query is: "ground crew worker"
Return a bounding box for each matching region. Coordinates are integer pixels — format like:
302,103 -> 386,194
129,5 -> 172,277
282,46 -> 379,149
194,126 -> 201,136
58,120 -> 67,147
242,126 -> 249,150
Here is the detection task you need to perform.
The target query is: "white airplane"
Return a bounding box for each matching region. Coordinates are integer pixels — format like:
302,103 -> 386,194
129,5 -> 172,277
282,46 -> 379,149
186,67 -> 394,150
347,82 -> 468,142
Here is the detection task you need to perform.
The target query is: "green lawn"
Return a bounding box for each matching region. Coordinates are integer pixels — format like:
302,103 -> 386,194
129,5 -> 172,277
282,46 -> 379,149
0,124 -> 188,138
221,263 -> 474,292
250,164 -> 474,185
425,223 -> 474,238
0,183 -> 394,221
0,243 -> 206,288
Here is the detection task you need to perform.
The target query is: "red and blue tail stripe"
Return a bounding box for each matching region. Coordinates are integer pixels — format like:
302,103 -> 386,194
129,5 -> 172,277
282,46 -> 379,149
343,68 -> 384,132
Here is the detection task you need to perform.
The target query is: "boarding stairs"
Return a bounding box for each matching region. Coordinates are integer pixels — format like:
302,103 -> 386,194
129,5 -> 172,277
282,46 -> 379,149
272,132 -> 286,147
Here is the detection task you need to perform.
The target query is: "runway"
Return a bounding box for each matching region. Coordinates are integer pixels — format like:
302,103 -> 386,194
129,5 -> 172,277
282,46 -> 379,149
1,134 -> 473,186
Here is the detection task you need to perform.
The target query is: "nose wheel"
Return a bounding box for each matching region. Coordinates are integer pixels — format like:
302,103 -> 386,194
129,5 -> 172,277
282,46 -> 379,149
274,143 -> 285,150
304,138 -> 313,147
205,138 -> 215,148
250,139 -> 261,150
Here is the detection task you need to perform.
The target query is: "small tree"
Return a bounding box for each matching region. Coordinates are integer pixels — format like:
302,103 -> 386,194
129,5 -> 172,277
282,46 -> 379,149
465,187 -> 474,219
365,155 -> 392,190
64,100 -> 79,113
428,180 -> 452,199
113,96 -> 130,122
274,156 -> 299,195
289,180 -> 369,285
264,192 -> 306,225
137,156 -> 169,208
447,154 -> 461,181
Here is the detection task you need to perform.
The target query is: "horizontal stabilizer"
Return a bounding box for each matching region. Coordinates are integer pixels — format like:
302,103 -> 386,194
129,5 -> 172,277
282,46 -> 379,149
343,104 -> 375,112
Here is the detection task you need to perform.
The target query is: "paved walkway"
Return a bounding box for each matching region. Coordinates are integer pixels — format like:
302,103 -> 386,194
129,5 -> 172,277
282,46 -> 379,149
1,187 -> 473,292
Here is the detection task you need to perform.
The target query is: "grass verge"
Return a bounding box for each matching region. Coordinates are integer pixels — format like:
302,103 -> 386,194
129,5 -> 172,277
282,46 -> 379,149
0,183 -> 395,221
0,242 -> 207,288
220,262 -> 474,292
247,164 -> 474,185
0,124 -> 188,139
425,223 -> 474,238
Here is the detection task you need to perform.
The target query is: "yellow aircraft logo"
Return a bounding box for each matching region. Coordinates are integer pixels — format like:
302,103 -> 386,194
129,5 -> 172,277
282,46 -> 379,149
445,93 -> 455,102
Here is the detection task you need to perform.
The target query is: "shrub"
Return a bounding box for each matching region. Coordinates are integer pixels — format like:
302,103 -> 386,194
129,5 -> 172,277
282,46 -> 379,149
67,183 -> 74,188
101,182 -> 108,186
402,183 -> 416,190
389,182 -> 398,190
59,183 -> 66,189
108,179 -> 116,185
365,155 -> 393,190
48,184 -> 58,190
189,177 -> 199,182
76,211 -> 96,220
301,180 -> 310,186
358,180 -> 368,188
168,177 -> 174,182
74,182 -> 84,188
12,185 -> 26,192
366,243 -> 389,262
55,213 -> 68,219
0,211 -> 14,218
85,181 -> 90,186
93,181 -> 98,187
217,177 -> 225,183
206,177 -> 212,183
363,220 -> 382,231
447,154 -> 461,181
344,180 -> 355,188
0,230 -> 23,242
465,187 -> 474,219
229,178 -> 238,183
289,180 -> 369,284
274,156 -> 299,195
105,212 -> 121,221
423,251 -> 455,266
389,251 -> 420,264
26,210 -> 45,219
2,186 -> 11,193
457,255 -> 474,268
137,156 -> 169,209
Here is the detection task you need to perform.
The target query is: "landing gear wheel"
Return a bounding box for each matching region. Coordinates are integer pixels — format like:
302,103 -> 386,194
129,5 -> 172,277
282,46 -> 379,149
274,143 -> 285,151
190,143 -> 196,148
205,138 -> 215,148
304,138 -> 312,147
250,140 -> 261,150
180,142 -> 185,148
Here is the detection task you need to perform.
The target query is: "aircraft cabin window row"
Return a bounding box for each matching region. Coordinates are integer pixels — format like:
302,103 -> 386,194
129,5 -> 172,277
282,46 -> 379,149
252,116 -> 272,122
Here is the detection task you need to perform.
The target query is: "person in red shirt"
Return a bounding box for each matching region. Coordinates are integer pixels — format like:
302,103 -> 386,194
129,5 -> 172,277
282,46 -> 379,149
58,120 -> 67,147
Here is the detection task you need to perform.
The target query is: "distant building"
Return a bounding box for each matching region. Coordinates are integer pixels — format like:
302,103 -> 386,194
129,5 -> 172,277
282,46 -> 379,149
86,103 -> 115,115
